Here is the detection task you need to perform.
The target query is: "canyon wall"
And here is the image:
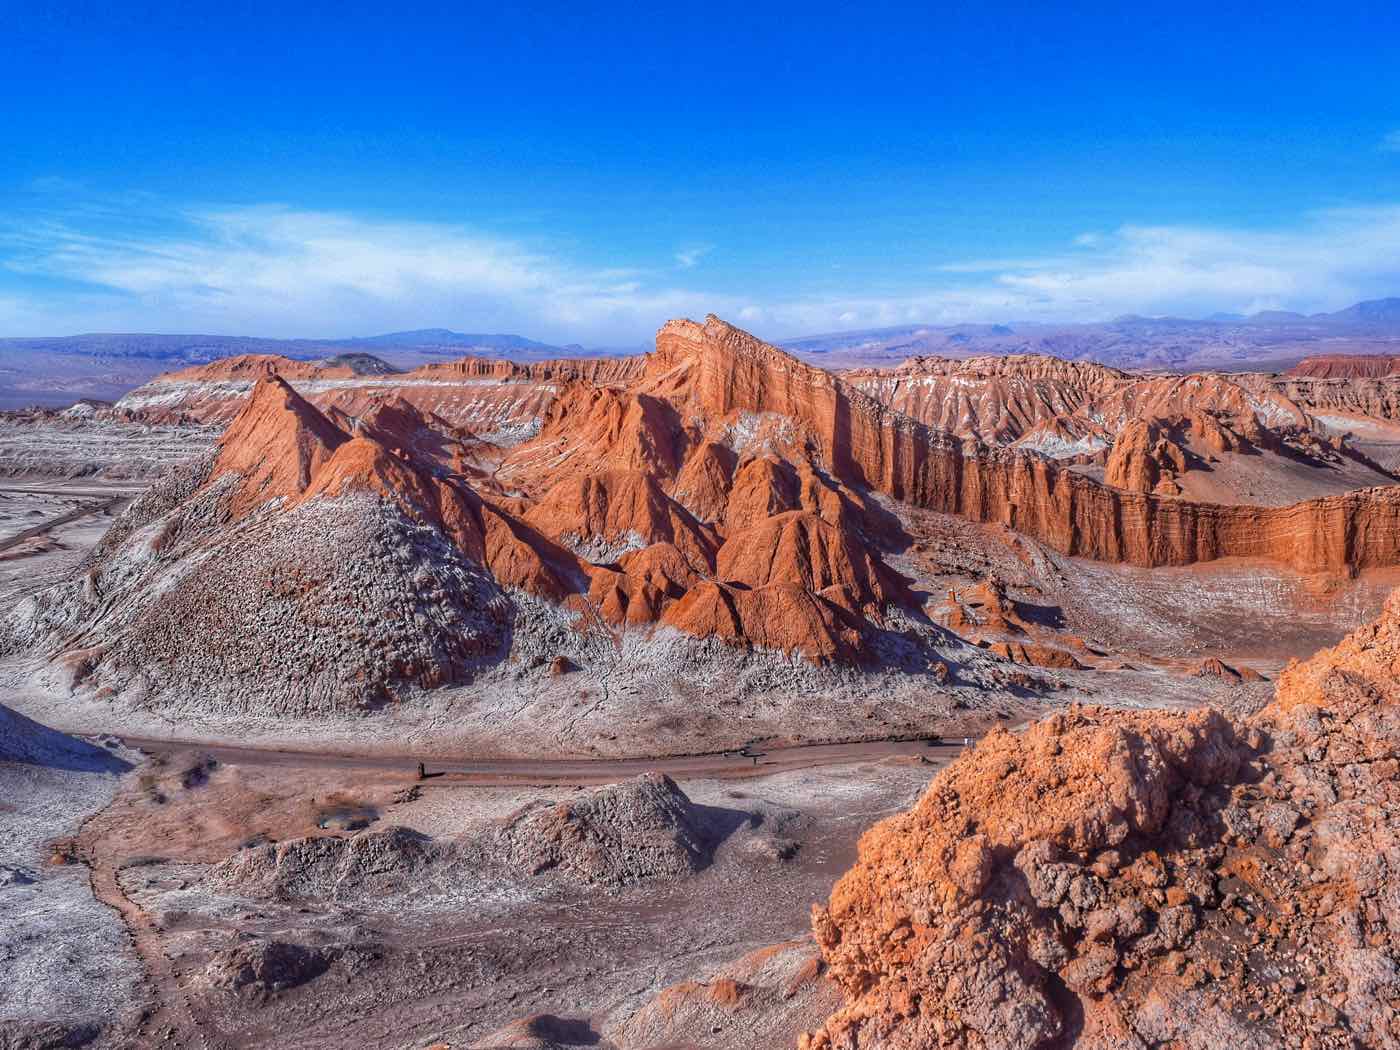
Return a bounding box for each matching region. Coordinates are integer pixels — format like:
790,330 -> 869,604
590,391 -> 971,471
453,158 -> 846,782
658,317 -> 1400,575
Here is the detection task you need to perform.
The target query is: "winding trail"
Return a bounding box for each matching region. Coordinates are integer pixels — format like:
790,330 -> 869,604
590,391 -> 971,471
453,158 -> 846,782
76,805 -> 220,1049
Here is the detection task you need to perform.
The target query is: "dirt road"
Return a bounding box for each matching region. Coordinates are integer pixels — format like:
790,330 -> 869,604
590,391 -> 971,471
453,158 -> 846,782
120,734 -> 971,787
0,493 -> 127,553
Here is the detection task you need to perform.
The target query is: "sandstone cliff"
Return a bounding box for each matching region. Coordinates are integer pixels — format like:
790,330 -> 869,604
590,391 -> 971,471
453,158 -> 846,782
1287,354 -> 1400,379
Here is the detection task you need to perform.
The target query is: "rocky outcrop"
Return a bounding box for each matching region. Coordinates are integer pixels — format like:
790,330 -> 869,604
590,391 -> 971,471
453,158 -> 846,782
18,313 -> 1400,704
117,352 -> 647,432
205,775 -> 720,903
499,773 -> 718,888
603,939 -> 840,1050
1287,354 -> 1400,379
212,375 -> 349,514
1241,371 -> 1400,425
804,590 -> 1400,1049
1103,419 -> 1187,495
202,939 -> 332,998
842,355 -> 1131,444
645,317 -> 1400,576
468,1014 -> 602,1049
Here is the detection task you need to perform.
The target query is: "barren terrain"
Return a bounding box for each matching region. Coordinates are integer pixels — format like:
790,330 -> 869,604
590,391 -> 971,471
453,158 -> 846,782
4,316 -> 1400,1049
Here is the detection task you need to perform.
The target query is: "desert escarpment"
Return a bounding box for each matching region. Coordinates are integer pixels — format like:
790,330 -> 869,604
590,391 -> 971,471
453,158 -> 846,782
841,355 -> 1132,445
639,318 -> 1400,575
114,351 -> 647,436
1287,353 -> 1400,379
10,314 -> 1400,722
805,589 -> 1400,1049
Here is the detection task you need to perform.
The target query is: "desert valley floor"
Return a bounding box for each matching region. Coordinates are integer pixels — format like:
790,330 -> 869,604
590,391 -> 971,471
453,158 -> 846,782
4,318 -> 1400,1048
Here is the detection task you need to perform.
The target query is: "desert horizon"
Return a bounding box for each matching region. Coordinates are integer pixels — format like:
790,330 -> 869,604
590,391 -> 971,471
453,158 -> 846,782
4,4 -> 1400,1049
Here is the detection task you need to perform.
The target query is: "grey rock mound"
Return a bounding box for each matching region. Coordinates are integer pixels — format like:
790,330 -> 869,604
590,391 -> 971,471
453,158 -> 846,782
498,772 -> 718,887
468,1014 -> 606,1049
0,1019 -> 102,1050
204,826 -> 440,901
203,939 -> 332,999
203,774 -> 722,905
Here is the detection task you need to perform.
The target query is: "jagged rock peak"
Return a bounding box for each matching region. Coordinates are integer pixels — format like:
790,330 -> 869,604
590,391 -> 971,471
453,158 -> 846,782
213,374 -> 350,511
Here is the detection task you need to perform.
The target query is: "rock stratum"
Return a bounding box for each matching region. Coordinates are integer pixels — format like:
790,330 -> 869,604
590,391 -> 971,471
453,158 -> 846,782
804,589 -> 1400,1049
7,315 -> 1400,719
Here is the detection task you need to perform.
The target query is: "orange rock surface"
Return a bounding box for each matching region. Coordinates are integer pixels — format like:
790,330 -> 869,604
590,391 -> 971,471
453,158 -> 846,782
805,590 -> 1400,1048
151,316 -> 1400,669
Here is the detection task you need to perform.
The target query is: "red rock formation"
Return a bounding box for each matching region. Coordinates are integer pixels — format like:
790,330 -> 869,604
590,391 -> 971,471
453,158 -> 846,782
524,470 -> 718,569
1287,353 -> 1400,379
660,582 -> 863,665
985,639 -> 1085,670
212,375 -> 349,514
717,511 -> 903,615
650,317 -> 1400,576
805,589 -> 1400,1048
1103,419 -> 1186,495
1240,370 -> 1400,424
842,355 -> 1132,444
88,316 -> 1400,678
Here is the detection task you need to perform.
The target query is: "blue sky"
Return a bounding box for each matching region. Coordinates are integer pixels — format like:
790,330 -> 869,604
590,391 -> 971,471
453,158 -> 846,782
3,1 -> 1400,343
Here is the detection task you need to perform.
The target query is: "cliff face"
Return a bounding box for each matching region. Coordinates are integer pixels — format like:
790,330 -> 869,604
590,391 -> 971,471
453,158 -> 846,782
804,590 -> 1400,1049
642,318 -> 1400,576
841,355 -> 1131,444
1240,372 -> 1400,424
1287,354 -> 1400,379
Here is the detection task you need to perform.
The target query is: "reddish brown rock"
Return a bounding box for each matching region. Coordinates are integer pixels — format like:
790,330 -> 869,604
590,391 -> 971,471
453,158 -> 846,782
1287,353 -> 1400,379
212,375 -> 349,514
804,590 -> 1400,1049
716,511 -> 902,615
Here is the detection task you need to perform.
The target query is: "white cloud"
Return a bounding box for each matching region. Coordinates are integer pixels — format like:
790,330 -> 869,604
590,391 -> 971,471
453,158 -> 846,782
4,197 -> 1400,342
673,244 -> 712,270
0,205 -> 729,343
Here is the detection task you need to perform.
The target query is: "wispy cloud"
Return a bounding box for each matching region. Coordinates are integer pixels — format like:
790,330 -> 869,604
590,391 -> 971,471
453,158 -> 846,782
673,244 -> 712,270
4,195 -> 1400,341
0,204 -> 725,342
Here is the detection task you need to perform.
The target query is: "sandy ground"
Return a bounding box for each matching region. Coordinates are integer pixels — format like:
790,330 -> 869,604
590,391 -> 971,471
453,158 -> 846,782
0,709 -> 143,1045
1,469 -> 1390,1048
45,737 -> 945,1049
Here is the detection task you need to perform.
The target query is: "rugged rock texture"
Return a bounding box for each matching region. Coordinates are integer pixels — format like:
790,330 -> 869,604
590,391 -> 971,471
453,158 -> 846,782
602,939 -> 841,1050
499,772 -> 719,887
1242,371 -> 1400,426
842,355 -> 1131,444
805,590 -> 1400,1049
204,826 -> 443,900
205,774 -> 720,901
636,317 -> 1400,575
115,351 -> 647,438
1103,419 -> 1187,495
468,1014 -> 602,1049
11,314 -> 1400,711
202,939 -> 332,998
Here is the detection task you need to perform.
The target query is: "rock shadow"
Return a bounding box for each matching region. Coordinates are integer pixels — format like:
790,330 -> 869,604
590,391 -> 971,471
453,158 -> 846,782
0,704 -> 132,774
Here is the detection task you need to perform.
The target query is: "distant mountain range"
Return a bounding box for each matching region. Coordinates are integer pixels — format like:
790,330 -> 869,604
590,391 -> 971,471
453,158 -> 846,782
781,297 -> 1400,371
0,328 -> 581,364
0,329 -> 593,407
5,299 -> 1400,407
